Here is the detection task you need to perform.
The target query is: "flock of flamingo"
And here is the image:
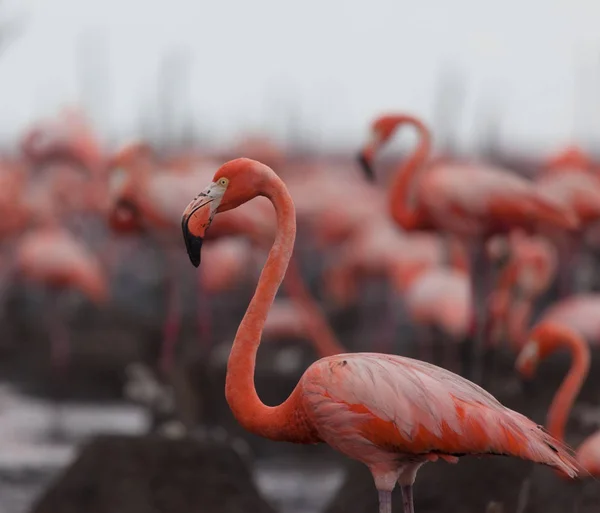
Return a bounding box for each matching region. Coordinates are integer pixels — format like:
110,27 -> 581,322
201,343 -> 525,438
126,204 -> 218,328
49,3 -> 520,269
1,106 -> 600,513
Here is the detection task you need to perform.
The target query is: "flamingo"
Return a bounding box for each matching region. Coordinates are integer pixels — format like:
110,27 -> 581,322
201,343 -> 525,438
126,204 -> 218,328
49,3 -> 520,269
516,321 -> 600,476
358,113 -> 578,383
487,230 -> 557,352
14,215 -> 107,440
181,158 -> 578,513
401,267 -> 471,372
536,146 -> 600,295
14,216 -> 108,372
324,220 -> 468,357
106,145 -> 239,375
517,294 -> 600,348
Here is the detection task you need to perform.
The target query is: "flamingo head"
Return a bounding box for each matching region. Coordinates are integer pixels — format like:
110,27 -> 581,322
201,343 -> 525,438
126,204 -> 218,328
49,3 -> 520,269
182,158 -> 270,267
358,113 -> 426,182
357,117 -> 395,182
515,338 -> 540,379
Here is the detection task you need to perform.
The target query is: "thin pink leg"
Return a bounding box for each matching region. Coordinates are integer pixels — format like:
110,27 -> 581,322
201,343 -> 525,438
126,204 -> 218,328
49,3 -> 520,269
557,234 -> 580,296
158,272 -> 181,377
468,242 -> 490,384
401,485 -> 415,513
378,490 -> 392,513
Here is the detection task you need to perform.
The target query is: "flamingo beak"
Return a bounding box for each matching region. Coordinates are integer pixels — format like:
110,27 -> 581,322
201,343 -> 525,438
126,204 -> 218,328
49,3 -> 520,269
357,151 -> 375,182
182,181 -> 227,267
357,132 -> 380,182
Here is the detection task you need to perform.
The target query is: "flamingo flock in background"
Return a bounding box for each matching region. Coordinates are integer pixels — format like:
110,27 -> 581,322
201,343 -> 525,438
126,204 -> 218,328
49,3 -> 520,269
1,104 -> 600,512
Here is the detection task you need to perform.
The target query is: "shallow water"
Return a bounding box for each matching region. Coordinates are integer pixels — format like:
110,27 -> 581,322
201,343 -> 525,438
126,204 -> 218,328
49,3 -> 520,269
0,383 -> 343,513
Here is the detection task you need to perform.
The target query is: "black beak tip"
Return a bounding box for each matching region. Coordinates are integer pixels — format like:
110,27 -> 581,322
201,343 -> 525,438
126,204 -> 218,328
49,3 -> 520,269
357,152 -> 375,182
186,235 -> 203,268
182,219 -> 203,268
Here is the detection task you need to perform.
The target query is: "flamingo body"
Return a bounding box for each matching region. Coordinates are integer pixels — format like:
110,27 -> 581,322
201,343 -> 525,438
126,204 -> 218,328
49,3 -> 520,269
300,352 -> 577,486
540,295 -> 600,344
576,431 -> 600,476
537,171 -> 600,226
417,164 -> 577,237
16,227 -> 107,303
403,268 -> 470,338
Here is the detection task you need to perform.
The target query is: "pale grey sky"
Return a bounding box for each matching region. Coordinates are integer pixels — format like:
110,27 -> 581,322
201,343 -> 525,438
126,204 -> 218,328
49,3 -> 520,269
1,0 -> 600,152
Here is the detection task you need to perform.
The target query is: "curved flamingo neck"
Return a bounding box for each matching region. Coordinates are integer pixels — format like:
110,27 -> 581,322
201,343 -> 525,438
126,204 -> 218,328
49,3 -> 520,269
225,170 -> 320,443
387,116 -> 432,230
283,257 -> 345,358
546,327 -> 590,442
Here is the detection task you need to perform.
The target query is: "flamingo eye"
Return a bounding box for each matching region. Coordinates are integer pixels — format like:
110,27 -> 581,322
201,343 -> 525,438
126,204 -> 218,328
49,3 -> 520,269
218,178 -> 229,187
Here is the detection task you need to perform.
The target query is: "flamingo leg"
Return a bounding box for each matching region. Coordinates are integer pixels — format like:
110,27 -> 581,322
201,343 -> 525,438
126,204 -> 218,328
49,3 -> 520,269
557,233 -> 580,296
378,490 -> 392,513
401,485 -> 415,513
467,243 -> 490,384
158,263 -> 182,377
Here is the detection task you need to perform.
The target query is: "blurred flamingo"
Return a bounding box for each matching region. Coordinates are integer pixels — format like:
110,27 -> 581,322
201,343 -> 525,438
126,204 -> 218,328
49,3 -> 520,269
487,230 -> 557,352
14,219 -> 107,372
516,321 -> 600,476
181,157 -> 579,513
107,143 -> 224,375
324,218 -> 468,357
513,294 -> 600,350
401,267 -> 471,372
358,113 -> 578,383
537,145 -> 600,295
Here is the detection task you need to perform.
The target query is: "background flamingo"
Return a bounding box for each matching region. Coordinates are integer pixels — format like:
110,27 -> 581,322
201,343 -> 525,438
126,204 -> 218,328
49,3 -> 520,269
358,113 -> 578,384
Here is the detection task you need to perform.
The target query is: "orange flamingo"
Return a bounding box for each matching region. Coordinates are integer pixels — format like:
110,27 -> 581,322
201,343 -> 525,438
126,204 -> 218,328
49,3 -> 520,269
181,158 -> 578,513
358,113 -> 578,383
516,322 -> 600,476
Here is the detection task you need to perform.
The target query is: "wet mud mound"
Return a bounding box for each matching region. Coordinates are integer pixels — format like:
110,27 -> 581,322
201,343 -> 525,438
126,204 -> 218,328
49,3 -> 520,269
30,435 -> 276,513
325,456 -> 600,513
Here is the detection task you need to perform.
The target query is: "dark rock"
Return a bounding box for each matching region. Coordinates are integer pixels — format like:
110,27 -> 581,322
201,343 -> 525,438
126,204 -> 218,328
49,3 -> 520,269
30,435 -> 276,513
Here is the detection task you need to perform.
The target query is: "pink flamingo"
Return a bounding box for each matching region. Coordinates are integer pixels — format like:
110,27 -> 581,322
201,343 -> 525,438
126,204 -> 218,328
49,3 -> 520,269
487,230 -> 557,352
401,267 -> 471,372
536,146 -> 600,295
181,158 -> 579,513
358,113 -> 578,383
516,321 -> 600,476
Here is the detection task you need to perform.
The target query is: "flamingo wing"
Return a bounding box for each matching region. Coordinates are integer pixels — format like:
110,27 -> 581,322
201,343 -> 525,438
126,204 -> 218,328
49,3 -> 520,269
300,353 -> 578,476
